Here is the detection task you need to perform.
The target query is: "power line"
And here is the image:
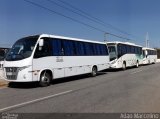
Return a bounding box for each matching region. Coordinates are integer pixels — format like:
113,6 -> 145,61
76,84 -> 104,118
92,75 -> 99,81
23,0 -> 134,41
56,0 -> 135,37
47,0 -> 107,27
23,0 -> 106,33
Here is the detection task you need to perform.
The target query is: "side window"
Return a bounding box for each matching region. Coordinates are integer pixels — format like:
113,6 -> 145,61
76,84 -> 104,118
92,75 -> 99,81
92,44 -> 98,55
121,44 -> 126,55
89,43 -> 94,55
74,41 -> 80,55
140,48 -> 142,55
52,38 -> 63,56
154,50 -> 157,55
96,44 -> 101,55
135,47 -> 138,54
84,43 -> 90,55
117,44 -> 122,57
101,44 -> 108,55
34,38 -> 52,58
126,45 -> 129,53
90,43 -> 95,55
63,40 -> 76,56
98,44 -> 103,55
75,41 -> 85,56
147,50 -> 150,55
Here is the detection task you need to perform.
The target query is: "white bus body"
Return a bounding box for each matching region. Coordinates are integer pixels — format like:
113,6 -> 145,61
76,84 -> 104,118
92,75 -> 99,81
3,34 -> 109,86
107,41 -> 143,69
0,61 -> 3,69
142,47 -> 157,64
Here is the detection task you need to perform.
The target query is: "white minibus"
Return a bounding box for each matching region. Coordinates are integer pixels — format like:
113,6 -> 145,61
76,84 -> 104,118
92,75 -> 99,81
3,34 -> 110,86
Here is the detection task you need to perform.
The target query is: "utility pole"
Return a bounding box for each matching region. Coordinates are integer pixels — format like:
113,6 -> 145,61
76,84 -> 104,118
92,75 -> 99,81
145,32 -> 149,47
104,32 -> 109,43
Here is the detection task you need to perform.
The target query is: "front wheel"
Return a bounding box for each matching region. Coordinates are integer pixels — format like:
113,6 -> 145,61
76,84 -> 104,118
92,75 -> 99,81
39,72 -> 51,87
122,62 -> 126,70
91,66 -> 97,77
136,61 -> 139,68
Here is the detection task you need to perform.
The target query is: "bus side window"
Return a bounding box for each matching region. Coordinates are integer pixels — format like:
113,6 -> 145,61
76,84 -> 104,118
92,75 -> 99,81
84,43 -> 91,55
121,44 -> 126,55
52,38 -> 64,56
101,45 -> 108,55
63,40 -> 76,56
117,44 -> 122,58
75,41 -> 84,56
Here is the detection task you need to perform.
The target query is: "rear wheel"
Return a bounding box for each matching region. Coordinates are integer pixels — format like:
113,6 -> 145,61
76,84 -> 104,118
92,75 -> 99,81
39,72 -> 51,87
91,66 -> 97,77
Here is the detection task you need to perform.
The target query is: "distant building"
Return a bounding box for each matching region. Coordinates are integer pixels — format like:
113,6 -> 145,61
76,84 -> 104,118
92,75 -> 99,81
156,49 -> 160,59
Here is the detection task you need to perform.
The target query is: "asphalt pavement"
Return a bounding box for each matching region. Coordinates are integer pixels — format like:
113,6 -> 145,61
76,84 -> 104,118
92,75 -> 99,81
0,63 -> 160,114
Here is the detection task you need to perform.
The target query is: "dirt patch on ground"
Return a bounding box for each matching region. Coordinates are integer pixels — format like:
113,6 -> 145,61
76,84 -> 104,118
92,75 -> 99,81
0,79 -> 8,87
0,70 -> 8,87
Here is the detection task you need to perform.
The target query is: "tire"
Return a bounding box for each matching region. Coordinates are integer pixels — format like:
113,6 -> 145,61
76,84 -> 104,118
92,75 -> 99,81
39,72 -> 51,87
122,62 -> 126,70
136,61 -> 139,68
148,60 -> 150,64
91,66 -> 97,77
152,59 -> 156,64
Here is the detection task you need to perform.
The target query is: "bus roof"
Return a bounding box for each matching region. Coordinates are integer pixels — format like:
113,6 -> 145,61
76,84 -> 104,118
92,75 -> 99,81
107,41 -> 142,47
31,34 -> 106,44
142,47 -> 156,51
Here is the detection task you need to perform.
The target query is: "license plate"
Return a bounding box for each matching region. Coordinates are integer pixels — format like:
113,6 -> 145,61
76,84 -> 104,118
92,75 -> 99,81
7,72 -> 13,75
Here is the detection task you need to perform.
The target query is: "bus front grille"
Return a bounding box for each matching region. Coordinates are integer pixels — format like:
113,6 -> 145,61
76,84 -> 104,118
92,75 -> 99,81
5,67 -> 18,80
6,75 -> 17,80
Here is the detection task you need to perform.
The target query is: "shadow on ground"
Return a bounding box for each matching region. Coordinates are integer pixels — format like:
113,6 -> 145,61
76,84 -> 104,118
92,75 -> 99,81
7,72 -> 107,89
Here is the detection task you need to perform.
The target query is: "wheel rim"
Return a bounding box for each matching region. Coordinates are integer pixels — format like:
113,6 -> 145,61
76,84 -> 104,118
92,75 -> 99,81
41,75 -> 50,85
122,63 -> 126,69
136,62 -> 139,67
92,67 -> 97,76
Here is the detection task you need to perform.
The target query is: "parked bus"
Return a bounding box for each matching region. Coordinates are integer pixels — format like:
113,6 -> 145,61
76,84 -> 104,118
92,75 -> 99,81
0,48 -> 9,69
142,47 -> 157,64
3,34 -> 110,86
107,41 -> 143,70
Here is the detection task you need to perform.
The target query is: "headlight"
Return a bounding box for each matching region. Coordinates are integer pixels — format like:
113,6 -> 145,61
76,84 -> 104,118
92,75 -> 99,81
18,65 -> 31,71
111,60 -> 117,64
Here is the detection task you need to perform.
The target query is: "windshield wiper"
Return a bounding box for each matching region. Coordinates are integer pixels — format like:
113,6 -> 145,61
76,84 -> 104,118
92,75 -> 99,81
13,53 -> 25,58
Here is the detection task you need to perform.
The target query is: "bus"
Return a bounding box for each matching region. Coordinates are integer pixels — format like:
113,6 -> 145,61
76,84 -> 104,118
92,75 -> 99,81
0,48 -> 9,69
107,41 -> 143,70
142,47 -> 157,64
3,34 -> 110,86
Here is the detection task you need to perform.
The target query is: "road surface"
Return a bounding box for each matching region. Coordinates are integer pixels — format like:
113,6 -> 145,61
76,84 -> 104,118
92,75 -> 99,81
0,63 -> 160,115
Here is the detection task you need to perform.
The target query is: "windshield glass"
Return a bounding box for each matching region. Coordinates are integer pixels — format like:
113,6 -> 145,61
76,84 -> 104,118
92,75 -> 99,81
108,45 -> 117,61
6,36 -> 39,61
0,50 -> 5,61
142,50 -> 145,58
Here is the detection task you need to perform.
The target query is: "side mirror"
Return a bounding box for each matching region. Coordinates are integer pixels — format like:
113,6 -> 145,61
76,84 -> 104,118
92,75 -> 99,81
39,39 -> 44,47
